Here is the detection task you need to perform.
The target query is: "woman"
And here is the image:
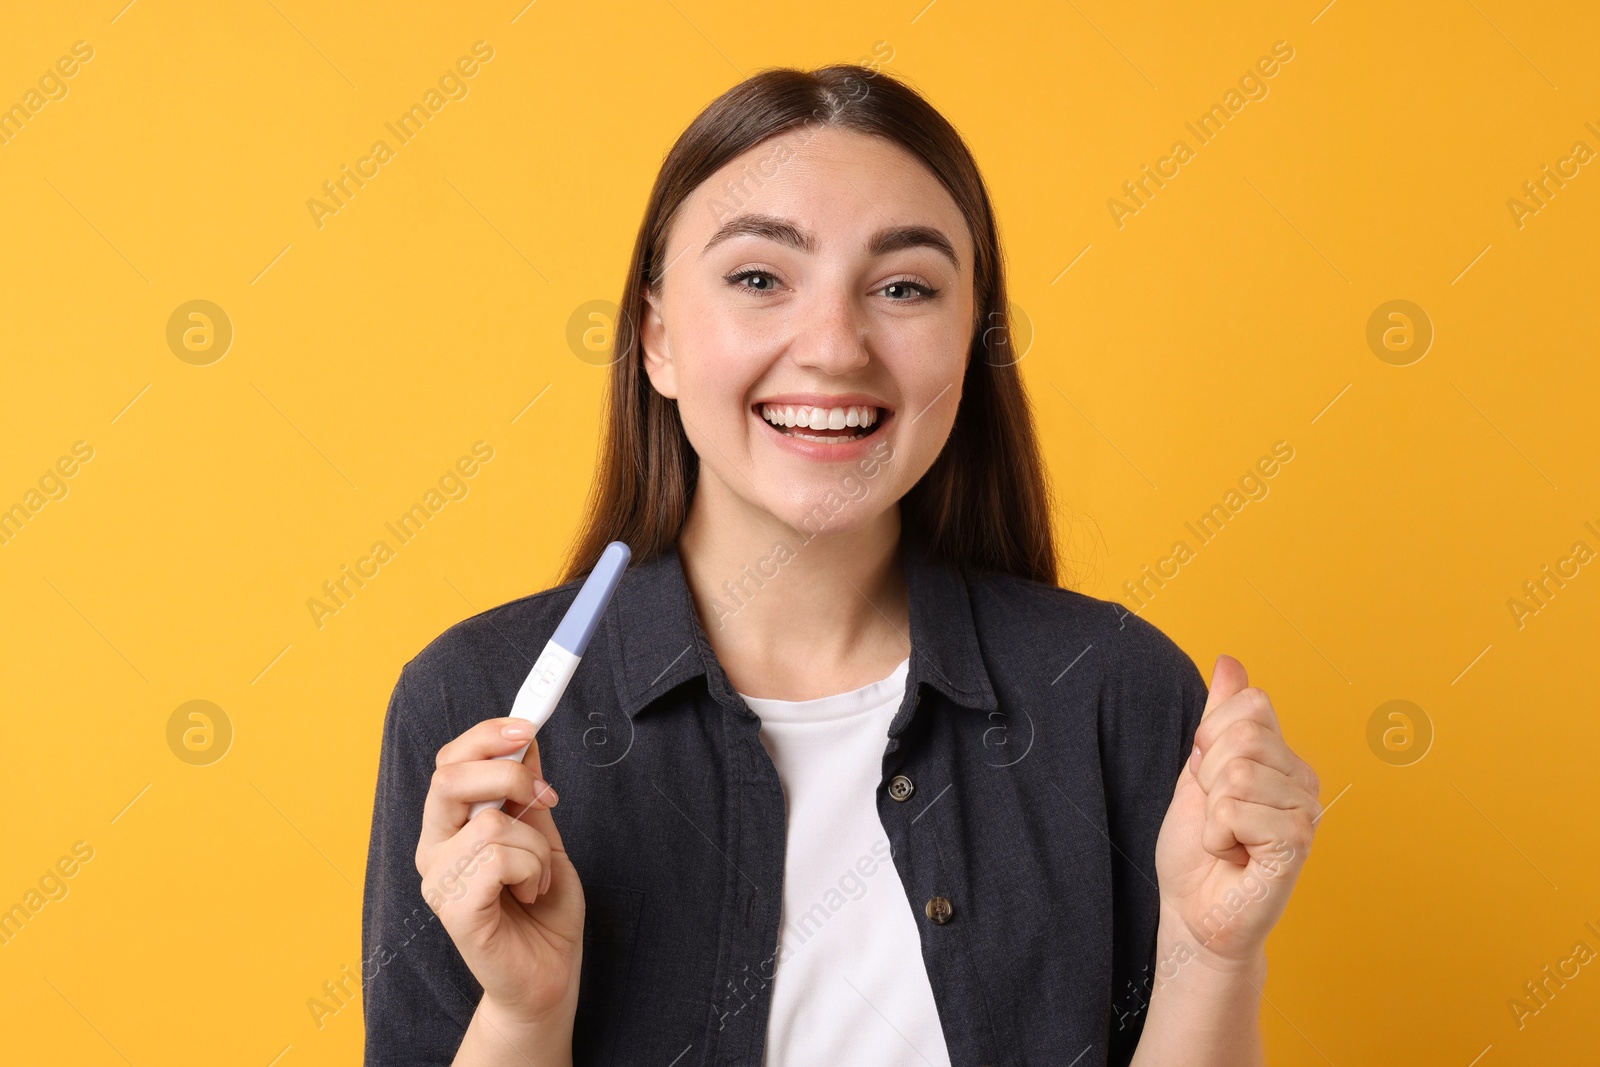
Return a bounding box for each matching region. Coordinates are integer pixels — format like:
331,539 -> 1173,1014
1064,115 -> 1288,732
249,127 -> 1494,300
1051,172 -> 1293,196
362,64 -> 1321,1067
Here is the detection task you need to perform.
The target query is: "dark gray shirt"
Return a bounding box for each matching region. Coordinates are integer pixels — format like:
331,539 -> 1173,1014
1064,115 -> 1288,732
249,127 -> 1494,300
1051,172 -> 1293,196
362,533 -> 1208,1066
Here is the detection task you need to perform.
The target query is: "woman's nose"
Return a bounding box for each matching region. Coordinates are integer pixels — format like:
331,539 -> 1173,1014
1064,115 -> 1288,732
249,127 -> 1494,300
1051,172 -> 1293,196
788,290 -> 870,374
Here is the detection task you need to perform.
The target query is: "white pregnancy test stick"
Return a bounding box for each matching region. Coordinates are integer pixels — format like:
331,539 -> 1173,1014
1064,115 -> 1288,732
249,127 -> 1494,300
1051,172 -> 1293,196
468,540 -> 631,818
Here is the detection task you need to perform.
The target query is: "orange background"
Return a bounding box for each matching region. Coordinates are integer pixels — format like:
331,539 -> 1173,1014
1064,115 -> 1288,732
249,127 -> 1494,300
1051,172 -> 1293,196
1,1 -> 1596,1063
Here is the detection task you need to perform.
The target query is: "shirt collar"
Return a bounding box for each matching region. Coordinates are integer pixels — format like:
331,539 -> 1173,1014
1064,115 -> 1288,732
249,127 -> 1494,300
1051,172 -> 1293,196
604,535 -> 1000,722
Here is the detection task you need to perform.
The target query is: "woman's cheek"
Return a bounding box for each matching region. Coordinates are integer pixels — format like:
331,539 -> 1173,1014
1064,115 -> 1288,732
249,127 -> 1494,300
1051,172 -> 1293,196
705,322 -> 776,385
902,383 -> 963,469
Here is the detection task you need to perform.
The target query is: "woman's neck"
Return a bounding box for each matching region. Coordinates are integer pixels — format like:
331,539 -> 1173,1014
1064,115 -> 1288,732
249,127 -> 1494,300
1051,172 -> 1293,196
676,479 -> 912,701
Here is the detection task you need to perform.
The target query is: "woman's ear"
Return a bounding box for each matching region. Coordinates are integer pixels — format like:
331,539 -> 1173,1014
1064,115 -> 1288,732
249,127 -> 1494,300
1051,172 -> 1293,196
639,286 -> 679,400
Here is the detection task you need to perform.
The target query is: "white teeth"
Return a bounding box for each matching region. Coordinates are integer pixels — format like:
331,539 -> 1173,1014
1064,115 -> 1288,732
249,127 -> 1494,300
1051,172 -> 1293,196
758,403 -> 881,430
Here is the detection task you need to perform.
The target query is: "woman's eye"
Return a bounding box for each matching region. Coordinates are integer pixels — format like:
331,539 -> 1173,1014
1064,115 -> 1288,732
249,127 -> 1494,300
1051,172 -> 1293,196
881,280 -> 937,301
724,270 -> 938,301
726,269 -> 779,293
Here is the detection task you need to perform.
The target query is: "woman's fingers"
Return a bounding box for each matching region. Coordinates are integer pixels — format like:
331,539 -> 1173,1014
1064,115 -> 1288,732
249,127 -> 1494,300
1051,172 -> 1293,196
435,717 -> 537,768
1203,756 -> 1320,826
423,808 -> 554,913
501,737 -> 566,852
1195,717 -> 1318,796
421,758 -> 554,842
417,744 -> 558,867
1201,795 -> 1315,867
430,841 -> 544,917
1194,686 -> 1283,758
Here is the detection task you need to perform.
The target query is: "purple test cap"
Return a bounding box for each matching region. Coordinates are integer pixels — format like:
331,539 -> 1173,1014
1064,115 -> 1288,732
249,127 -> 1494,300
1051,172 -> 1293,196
549,541 -> 631,656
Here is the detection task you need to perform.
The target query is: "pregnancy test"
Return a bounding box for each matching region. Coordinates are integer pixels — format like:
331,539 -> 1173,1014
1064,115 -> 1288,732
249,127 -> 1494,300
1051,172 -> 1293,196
469,540 -> 631,818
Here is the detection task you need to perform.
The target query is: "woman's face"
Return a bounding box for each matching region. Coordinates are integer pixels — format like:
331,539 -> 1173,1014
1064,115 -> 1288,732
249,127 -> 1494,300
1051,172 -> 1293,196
641,124 -> 977,538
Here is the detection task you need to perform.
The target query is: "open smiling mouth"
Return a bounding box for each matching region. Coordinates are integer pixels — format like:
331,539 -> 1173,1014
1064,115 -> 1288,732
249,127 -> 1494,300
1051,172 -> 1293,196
753,403 -> 892,444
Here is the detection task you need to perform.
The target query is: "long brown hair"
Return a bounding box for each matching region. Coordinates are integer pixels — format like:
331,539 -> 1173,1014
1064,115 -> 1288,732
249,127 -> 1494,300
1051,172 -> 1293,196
561,64 -> 1059,587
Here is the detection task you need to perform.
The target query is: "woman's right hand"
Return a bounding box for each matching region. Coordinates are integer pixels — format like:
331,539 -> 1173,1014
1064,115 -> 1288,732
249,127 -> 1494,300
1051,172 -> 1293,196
416,717 -> 585,1031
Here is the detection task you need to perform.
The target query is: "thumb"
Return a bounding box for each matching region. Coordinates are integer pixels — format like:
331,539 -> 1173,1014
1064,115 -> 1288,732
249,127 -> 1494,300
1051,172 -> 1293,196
1203,653 -> 1249,719
1188,654 -> 1249,779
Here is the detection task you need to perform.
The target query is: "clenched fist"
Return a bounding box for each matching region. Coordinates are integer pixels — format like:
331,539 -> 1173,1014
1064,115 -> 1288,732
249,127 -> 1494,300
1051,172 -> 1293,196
415,718 -> 586,1037
1153,654 -> 1321,973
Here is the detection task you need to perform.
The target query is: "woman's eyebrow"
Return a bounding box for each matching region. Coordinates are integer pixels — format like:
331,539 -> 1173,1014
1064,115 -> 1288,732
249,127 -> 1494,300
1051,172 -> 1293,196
701,213 -> 960,271
869,224 -> 960,272
702,213 -> 815,255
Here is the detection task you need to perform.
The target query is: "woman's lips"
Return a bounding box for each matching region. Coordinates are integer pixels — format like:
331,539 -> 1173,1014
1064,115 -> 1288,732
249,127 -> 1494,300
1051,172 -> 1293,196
750,404 -> 892,461
752,399 -> 889,435
752,403 -> 888,440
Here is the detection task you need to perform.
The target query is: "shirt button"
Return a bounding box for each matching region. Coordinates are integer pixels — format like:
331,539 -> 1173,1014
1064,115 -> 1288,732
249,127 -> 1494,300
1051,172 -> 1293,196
924,896 -> 953,924
887,775 -> 915,802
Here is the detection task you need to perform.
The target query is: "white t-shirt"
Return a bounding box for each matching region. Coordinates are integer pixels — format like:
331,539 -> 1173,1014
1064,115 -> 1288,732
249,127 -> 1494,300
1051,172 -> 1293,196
737,657 -> 953,1067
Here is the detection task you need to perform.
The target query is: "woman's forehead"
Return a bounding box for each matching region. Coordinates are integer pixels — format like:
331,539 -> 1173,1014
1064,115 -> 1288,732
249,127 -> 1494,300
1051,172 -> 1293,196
677,128 -> 971,262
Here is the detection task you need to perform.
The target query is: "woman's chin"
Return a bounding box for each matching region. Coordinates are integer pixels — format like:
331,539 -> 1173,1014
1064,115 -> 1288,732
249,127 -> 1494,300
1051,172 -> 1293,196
760,494 -> 895,542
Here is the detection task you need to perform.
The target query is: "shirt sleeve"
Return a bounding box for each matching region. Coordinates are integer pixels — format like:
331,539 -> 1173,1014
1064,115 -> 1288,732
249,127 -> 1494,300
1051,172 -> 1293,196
361,664 -> 482,1066
1100,614 -> 1210,1066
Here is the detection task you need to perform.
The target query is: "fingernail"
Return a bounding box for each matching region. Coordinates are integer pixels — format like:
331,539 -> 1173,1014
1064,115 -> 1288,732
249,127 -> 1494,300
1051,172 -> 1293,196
502,721 -> 533,740
1188,743 -> 1200,774
540,865 -> 551,896
535,779 -> 558,806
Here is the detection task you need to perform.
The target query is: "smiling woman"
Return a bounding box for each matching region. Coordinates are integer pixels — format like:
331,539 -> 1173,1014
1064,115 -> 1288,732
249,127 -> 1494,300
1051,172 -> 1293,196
569,70 -> 1053,595
363,63 -> 1320,1067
